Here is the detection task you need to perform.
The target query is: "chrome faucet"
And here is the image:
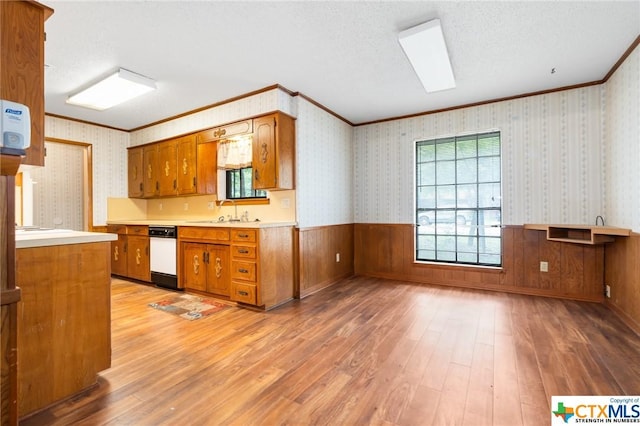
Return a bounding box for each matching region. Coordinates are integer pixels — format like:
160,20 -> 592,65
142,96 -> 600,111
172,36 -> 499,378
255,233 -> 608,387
218,199 -> 240,222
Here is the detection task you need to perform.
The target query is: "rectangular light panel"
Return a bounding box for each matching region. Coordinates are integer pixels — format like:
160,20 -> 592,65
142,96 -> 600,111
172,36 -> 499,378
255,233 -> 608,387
399,19 -> 456,93
66,68 -> 156,110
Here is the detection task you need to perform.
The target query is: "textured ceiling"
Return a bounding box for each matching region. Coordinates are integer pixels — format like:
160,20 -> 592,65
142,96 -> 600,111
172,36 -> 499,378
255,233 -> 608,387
43,1 -> 640,130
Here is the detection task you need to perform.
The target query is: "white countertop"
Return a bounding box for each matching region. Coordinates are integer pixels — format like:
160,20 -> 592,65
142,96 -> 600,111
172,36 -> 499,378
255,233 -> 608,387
16,229 -> 117,249
107,220 -> 297,229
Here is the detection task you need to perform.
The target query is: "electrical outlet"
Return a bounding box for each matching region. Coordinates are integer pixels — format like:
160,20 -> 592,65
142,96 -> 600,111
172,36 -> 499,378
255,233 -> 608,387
540,261 -> 548,272
281,198 -> 290,209
605,285 -> 611,298
183,203 -> 189,211
159,203 -> 163,211
207,202 -> 215,210
336,253 -> 340,262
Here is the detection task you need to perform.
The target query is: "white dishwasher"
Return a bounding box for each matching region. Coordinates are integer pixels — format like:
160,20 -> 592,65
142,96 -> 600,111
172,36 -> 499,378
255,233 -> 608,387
149,225 -> 179,290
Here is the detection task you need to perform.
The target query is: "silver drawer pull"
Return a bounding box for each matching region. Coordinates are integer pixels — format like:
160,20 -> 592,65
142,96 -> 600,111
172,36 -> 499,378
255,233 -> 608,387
239,268 -> 249,273
238,249 -> 249,254
239,291 -> 249,296
238,234 -> 249,238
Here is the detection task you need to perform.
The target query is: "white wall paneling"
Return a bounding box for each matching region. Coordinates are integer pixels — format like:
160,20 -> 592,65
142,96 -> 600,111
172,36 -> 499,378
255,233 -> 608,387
354,86 -> 604,227
603,45 -> 640,232
44,115 -> 130,227
295,97 -> 353,228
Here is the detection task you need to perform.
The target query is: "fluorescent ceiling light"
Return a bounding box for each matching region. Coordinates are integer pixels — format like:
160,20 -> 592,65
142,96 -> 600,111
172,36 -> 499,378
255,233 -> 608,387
399,19 -> 456,93
66,68 -> 156,110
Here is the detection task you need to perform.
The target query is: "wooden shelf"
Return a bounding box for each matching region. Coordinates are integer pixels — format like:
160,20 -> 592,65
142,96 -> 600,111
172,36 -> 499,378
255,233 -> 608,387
524,224 -> 631,245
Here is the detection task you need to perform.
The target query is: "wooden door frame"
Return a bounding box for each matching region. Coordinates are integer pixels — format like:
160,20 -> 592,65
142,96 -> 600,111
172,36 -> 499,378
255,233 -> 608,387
41,138 -> 94,231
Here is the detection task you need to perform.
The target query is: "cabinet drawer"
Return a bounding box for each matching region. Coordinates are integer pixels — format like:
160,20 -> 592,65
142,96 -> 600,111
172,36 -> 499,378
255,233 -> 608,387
231,229 -> 257,243
231,281 -> 257,305
179,227 -> 230,243
231,260 -> 256,282
231,245 -> 256,259
127,225 -> 148,236
107,224 -> 127,235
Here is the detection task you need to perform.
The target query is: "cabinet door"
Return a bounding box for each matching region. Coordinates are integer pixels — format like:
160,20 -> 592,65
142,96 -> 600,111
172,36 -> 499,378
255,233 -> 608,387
177,135 -> 197,195
127,147 -> 144,198
196,142 -> 217,195
206,244 -> 230,296
252,115 -> 277,189
158,141 -> 177,196
182,243 -> 207,291
127,235 -> 150,282
110,235 -> 128,276
143,145 -> 159,198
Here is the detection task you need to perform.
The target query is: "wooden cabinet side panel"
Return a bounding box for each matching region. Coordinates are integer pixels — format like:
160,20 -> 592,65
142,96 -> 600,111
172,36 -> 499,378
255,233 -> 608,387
16,242 -> 111,417
275,113 -> 295,190
0,1 -> 46,166
258,227 -> 294,309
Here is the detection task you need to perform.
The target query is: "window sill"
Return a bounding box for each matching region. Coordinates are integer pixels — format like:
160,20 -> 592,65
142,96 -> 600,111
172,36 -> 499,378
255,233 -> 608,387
413,260 -> 503,273
217,198 -> 270,206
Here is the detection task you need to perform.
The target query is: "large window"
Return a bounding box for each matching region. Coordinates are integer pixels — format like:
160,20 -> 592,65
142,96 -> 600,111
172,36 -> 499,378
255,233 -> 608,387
226,167 -> 266,199
415,131 -> 502,266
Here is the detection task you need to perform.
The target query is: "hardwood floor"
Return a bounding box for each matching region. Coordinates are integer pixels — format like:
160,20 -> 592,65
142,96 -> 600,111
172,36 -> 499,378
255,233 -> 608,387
21,276 -> 640,426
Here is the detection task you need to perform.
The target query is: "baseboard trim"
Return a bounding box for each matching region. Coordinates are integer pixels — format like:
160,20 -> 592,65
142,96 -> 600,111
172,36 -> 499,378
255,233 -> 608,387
300,272 -> 354,299
606,300 -> 640,337
355,272 -> 604,303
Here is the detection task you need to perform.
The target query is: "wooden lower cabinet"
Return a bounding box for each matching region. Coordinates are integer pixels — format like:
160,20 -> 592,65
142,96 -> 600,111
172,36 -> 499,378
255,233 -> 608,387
178,226 -> 294,309
107,225 -> 150,282
183,242 -> 230,296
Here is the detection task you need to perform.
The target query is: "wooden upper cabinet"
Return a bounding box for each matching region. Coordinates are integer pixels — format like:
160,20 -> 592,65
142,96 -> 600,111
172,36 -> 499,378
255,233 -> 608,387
157,140 -> 177,196
252,112 -> 295,190
127,147 -> 144,198
126,112 -> 295,198
143,145 -> 159,198
176,134 -> 197,195
0,1 -> 53,167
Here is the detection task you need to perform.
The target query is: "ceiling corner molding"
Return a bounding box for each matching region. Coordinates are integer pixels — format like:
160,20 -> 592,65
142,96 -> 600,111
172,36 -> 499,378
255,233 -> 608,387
45,113 -> 129,132
355,35 -> 640,127
355,80 -> 604,127
602,35 -> 640,83
293,92 -> 354,127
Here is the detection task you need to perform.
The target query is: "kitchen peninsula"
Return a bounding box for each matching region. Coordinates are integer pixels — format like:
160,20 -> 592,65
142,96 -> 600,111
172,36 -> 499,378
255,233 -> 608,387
15,229 -> 116,418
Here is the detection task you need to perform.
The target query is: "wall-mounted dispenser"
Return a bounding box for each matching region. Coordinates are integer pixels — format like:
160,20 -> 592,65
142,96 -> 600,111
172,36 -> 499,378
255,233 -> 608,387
1,99 -> 31,155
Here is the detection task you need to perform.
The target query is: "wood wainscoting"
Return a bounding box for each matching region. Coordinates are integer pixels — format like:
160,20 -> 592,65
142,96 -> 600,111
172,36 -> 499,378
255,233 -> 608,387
354,224 -> 606,302
605,232 -> 640,335
297,224 -> 354,298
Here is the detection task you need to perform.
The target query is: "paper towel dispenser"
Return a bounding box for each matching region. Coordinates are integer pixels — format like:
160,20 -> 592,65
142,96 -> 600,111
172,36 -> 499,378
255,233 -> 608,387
1,99 -> 31,155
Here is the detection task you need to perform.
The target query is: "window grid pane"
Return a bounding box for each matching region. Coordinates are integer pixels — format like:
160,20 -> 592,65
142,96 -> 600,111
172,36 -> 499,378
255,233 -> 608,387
415,132 -> 501,267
